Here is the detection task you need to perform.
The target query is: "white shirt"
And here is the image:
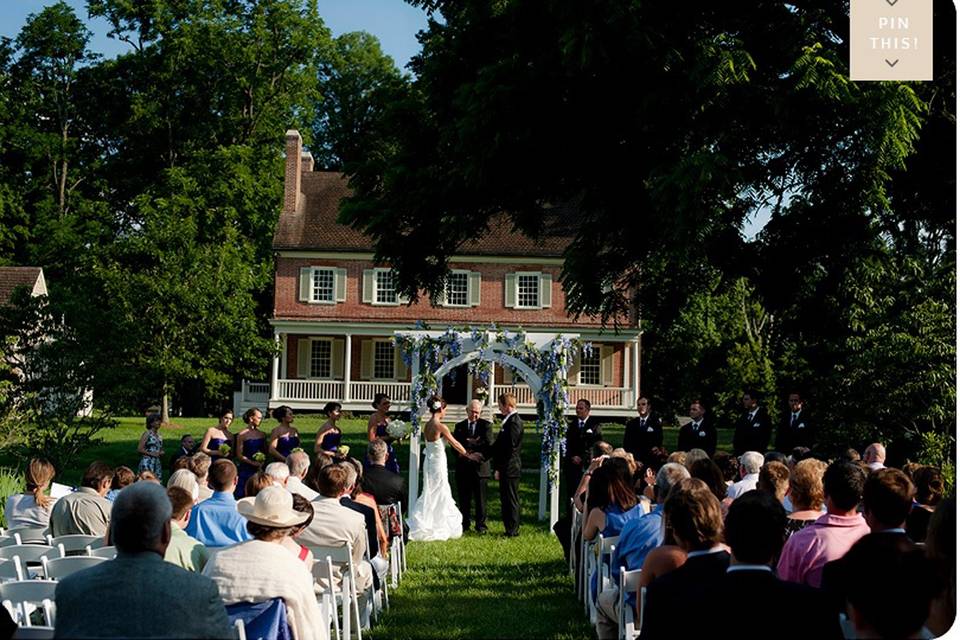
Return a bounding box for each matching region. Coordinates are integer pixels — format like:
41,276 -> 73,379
727,473 -> 760,500
287,476 -> 319,501
867,462 -> 886,471
727,564 -> 773,573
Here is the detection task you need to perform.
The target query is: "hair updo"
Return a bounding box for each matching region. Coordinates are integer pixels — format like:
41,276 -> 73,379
427,395 -> 446,415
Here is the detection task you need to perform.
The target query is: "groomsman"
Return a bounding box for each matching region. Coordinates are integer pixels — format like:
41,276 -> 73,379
775,392 -> 815,452
490,393 -> 524,537
622,395 -> 662,467
564,399 -> 603,508
677,400 -> 717,455
732,390 -> 773,456
453,400 -> 495,533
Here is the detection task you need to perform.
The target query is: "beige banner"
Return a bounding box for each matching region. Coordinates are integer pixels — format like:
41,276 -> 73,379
850,0 -> 933,81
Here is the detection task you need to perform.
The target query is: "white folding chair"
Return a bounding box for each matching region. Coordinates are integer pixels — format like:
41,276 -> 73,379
0,547 -> 60,579
390,502 -> 406,575
598,534 -> 619,594
49,534 -> 103,557
4,529 -> 47,546
389,536 -> 402,589
310,543 -> 362,640
320,557 -> 342,640
41,555 -> 105,580
582,536 -> 598,614
363,547 -> 388,622
638,587 -> 647,633
0,558 -> 24,583
569,507 -> 583,579
0,536 -> 19,549
87,545 -> 117,559
233,617 -> 247,640
0,580 -> 57,627
12,625 -> 55,639
618,569 -> 643,640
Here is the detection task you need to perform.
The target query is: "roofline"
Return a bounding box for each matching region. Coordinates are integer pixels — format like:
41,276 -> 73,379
275,250 -> 565,265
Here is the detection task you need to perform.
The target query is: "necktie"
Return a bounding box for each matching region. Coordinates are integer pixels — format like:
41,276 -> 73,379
469,422 -> 475,436
639,418 -> 646,428
791,413 -> 798,426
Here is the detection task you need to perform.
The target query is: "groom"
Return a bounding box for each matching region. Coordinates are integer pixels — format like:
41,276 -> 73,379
453,400 -> 495,533
490,392 -> 524,537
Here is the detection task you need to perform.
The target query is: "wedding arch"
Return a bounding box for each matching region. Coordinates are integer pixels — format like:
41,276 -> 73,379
394,325 -> 585,527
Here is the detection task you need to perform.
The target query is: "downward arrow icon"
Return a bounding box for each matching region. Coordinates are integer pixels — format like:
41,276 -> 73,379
885,59 -> 900,67
886,0 -> 898,5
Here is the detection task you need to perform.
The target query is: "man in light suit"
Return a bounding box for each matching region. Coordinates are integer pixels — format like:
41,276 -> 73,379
453,399 -> 495,533
55,482 -> 233,639
490,393 -> 524,537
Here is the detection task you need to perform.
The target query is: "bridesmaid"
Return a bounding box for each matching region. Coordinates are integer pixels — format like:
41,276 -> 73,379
314,402 -> 343,466
366,393 -> 400,474
235,407 -> 266,498
268,405 -> 301,462
137,413 -> 164,481
199,409 -> 235,459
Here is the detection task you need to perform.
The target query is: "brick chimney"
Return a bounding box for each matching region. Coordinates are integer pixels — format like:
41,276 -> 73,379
283,129 -> 303,214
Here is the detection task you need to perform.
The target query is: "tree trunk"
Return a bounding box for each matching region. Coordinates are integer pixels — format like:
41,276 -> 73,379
161,390 -> 170,425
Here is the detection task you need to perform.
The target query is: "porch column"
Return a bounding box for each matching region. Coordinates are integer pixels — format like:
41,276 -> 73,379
408,347 -> 421,511
632,338 -> 640,403
270,330 -> 281,402
343,333 -> 352,402
550,443 -> 560,527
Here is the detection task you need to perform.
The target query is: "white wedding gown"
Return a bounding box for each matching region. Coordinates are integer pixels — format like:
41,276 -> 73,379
407,438 -> 463,541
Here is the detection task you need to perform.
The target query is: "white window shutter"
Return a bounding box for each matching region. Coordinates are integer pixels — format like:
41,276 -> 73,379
334,268 -> 347,302
504,273 -> 517,308
567,353 -> 580,386
362,269 -> 375,304
331,338 -> 345,380
297,339 -> 311,378
468,272 -> 481,306
540,272 -> 552,308
298,268 -> 313,302
601,346 -> 614,386
360,340 -> 373,380
393,346 -> 408,380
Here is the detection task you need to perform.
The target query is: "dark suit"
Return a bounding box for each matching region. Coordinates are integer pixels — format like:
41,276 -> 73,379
732,406 -> 773,455
453,417 -> 495,531
490,412 -> 524,536
54,550 -> 233,639
622,413 -> 663,465
563,415 -> 603,506
775,409 -> 815,452
677,418 -> 718,455
361,463 -> 406,508
639,550 -> 730,640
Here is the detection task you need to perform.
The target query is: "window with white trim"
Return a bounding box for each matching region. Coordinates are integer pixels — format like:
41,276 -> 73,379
310,339 -> 332,378
311,268 -> 335,303
375,270 -> 398,304
444,272 -> 469,306
578,350 -> 601,385
516,274 -> 540,308
373,341 -> 395,380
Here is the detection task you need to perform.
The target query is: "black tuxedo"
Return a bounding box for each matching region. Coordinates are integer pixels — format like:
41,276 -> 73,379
677,418 -> 718,455
361,463 -> 406,509
639,550 -> 730,640
563,415 -> 603,506
489,412 -> 524,536
732,406 -> 773,455
775,409 -> 815,452
453,417 -> 495,531
622,413 -> 663,465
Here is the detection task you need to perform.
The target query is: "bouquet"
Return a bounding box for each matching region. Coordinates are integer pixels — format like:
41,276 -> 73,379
218,443 -> 231,456
386,421 -> 410,440
474,385 -> 489,400
336,445 -> 350,457
291,447 -> 305,454
252,452 -> 266,464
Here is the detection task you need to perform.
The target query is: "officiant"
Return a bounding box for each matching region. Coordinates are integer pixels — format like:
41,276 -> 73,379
453,399 -> 495,534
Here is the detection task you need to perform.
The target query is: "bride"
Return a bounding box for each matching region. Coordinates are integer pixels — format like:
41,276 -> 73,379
408,395 -> 473,541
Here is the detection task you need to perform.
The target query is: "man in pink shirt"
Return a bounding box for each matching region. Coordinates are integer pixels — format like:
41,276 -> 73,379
778,461 -> 869,587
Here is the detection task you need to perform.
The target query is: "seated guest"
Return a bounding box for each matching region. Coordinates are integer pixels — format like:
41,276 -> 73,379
6,459 -> 57,529
170,434 -> 196,468
167,468 -> 200,502
107,466 -> 135,502
203,486 -> 327,640
665,451 -> 687,467
638,478 -> 728,640
757,460 -> 790,503
842,533 -> 939,639
906,466 -> 943,542
862,467 -> 915,534
165,486 -> 209,572
281,495 -> 315,567
55,482 -> 232,639
299,465 -> 373,597
185,460 -> 251,548
138,470 -> 159,483
710,491 -> 840,639
785,458 -> 828,535
764,451 -> 788,466
688,458 -> 728,509
189,453 -> 214,501
727,451 -> 764,500
287,451 -> 319,501
683,448 -> 709,471
713,451 -> 739,486
245,471 -> 273,497
50,461 -> 113,537
778,461 -> 869,587
361,439 -> 405,507
265,462 -> 290,488
596,462 -> 689,640
572,442 -> 615,513
338,460 -> 389,584
925,497 -> 956,637
862,442 -> 886,471
637,545 -> 687,590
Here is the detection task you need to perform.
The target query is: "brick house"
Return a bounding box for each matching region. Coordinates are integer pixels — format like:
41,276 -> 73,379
237,131 -> 642,418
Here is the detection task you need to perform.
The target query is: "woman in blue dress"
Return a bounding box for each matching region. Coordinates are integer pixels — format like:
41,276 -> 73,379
366,393 -> 400,474
137,413 -> 165,481
235,407 -> 266,498
268,405 -> 301,461
314,402 -> 343,466
199,409 -> 235,460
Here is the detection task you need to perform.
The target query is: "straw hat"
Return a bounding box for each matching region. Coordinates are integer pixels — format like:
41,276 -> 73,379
237,486 -> 309,528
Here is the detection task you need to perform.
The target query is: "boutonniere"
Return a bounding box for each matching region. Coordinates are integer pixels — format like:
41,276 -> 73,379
646,426 -> 654,432
698,431 -> 706,437
752,422 -> 761,428
585,428 -> 594,435
797,422 -> 806,429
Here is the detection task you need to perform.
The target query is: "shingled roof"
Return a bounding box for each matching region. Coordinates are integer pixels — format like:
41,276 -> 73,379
272,171 -> 578,257
0,267 -> 45,305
